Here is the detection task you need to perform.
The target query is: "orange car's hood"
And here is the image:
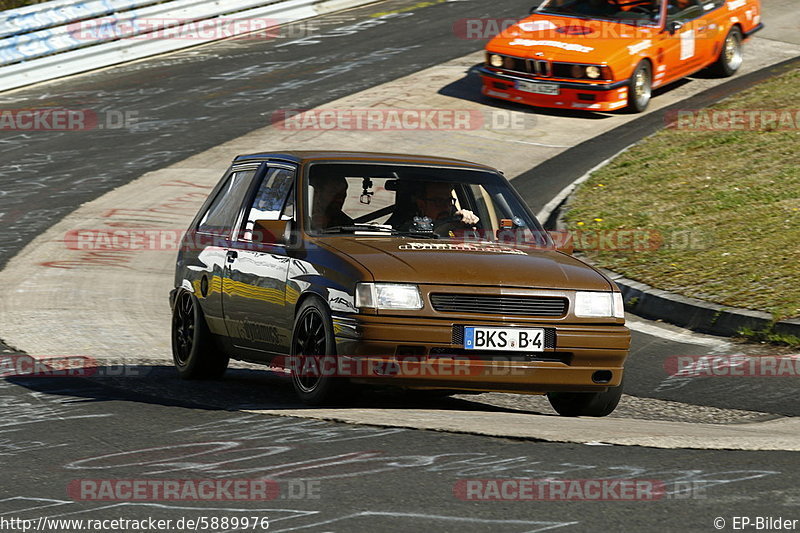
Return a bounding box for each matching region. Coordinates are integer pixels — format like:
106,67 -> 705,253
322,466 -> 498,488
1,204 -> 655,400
487,14 -> 658,64
322,237 -> 613,291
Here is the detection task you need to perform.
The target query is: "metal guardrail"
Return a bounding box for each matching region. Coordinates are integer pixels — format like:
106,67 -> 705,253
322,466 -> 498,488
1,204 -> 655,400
0,1 -> 161,39
0,0 -> 375,92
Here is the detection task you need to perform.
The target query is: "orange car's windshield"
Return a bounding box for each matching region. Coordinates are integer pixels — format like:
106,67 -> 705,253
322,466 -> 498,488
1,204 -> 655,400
537,0 -> 662,24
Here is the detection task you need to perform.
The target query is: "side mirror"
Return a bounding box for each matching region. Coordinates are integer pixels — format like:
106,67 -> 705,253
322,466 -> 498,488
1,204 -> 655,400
667,20 -> 684,34
548,229 -> 574,255
253,219 -> 291,245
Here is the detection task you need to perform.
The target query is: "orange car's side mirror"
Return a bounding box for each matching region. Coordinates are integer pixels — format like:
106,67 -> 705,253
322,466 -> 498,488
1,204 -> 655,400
666,20 -> 684,34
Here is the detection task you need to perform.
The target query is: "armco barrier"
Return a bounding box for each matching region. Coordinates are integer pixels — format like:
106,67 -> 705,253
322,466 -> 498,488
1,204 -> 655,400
0,0 -> 378,92
0,1 -> 161,39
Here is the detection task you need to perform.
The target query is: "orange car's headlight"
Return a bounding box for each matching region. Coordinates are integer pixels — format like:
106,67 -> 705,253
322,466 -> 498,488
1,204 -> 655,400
586,65 -> 602,79
488,54 -> 504,68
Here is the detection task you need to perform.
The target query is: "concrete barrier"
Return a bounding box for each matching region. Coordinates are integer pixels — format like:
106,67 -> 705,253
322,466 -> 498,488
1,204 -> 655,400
0,0 -> 378,92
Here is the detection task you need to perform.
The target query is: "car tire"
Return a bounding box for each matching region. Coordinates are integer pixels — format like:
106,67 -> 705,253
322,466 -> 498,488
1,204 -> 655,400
626,61 -> 652,113
547,379 -> 624,417
172,291 -> 229,380
709,27 -> 743,77
290,297 -> 351,405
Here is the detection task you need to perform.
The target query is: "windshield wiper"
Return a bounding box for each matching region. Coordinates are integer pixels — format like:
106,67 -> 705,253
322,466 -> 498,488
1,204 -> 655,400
321,224 -> 399,234
395,231 -> 440,239
321,224 -> 442,239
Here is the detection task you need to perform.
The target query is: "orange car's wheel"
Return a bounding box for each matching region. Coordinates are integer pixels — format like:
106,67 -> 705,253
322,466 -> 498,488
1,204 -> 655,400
626,61 -> 652,113
172,292 -> 229,380
290,297 -> 351,405
547,379 -> 624,417
710,26 -> 743,77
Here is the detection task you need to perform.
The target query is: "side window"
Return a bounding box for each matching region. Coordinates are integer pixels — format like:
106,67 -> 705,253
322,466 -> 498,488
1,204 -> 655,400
281,187 -> 295,221
700,0 -> 724,9
667,0 -> 704,22
197,170 -> 256,236
241,167 -> 296,239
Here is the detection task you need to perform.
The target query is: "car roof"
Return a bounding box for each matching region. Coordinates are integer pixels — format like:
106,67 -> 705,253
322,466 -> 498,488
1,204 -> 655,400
233,151 -> 499,172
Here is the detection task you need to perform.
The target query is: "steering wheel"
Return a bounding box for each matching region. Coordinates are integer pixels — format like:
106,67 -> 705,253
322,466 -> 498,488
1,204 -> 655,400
628,5 -> 653,14
432,215 -> 465,237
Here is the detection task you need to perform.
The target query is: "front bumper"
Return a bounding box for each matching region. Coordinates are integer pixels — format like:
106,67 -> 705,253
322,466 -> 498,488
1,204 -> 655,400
333,314 -> 630,394
479,66 -> 630,112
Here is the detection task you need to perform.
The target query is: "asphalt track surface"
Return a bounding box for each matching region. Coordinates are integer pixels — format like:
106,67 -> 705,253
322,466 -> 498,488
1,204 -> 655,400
0,0 -> 798,530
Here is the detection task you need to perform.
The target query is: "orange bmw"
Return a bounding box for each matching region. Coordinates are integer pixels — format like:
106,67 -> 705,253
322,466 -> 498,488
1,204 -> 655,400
480,0 -> 762,112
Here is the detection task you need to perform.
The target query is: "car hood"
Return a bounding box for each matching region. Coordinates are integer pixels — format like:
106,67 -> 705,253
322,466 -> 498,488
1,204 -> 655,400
319,237 -> 613,291
487,14 -> 657,64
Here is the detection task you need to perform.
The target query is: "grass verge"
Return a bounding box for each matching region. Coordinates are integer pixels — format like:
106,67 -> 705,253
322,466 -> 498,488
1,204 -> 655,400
564,67 -> 800,321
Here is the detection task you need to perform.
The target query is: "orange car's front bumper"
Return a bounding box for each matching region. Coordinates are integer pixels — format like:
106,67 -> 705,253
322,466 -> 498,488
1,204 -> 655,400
479,67 -> 630,112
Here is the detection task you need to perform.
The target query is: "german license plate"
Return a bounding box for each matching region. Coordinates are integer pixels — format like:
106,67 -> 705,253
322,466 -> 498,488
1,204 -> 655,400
516,80 -> 559,95
464,326 -> 545,352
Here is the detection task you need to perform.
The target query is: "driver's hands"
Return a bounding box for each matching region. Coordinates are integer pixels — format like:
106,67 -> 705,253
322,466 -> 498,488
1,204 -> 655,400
456,209 -> 479,226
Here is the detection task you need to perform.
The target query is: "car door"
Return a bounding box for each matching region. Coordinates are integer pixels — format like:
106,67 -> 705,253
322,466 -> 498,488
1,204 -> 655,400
657,0 -> 714,82
697,0 -> 728,64
222,163 -> 297,357
189,164 -> 261,337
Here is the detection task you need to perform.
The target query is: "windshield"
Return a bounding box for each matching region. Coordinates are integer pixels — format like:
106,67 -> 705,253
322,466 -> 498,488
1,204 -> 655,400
537,0 -> 662,23
304,162 -> 551,247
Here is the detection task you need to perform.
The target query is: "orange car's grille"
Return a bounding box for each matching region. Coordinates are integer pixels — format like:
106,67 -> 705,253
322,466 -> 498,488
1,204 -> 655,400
497,55 -> 551,76
431,294 -> 568,317
490,55 -> 610,81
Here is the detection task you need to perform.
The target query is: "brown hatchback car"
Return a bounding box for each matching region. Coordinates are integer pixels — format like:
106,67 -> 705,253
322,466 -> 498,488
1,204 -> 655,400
170,151 -> 630,416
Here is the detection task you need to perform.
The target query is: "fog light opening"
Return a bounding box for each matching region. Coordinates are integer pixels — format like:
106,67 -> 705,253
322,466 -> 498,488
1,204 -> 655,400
592,370 -> 613,384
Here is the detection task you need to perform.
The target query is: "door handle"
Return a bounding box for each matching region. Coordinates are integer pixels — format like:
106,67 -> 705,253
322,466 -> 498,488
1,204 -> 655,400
226,250 -> 238,263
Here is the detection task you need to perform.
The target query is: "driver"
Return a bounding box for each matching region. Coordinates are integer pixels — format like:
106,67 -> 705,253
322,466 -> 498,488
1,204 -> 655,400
668,0 -> 698,13
310,175 -> 354,230
401,182 -> 480,234
574,0 -> 618,16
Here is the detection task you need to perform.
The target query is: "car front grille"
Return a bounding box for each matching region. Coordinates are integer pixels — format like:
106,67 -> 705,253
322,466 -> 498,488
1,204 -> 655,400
432,294 -> 567,317
495,55 -> 552,77
489,55 -> 608,81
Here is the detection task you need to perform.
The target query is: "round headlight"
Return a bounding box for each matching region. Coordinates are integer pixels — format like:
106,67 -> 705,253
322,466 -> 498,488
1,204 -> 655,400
586,65 -> 602,79
571,65 -> 584,78
489,54 -> 504,68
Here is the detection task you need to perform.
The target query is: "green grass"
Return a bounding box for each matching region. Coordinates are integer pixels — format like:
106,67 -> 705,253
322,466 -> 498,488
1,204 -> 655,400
565,67 -> 800,321
738,327 -> 800,348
